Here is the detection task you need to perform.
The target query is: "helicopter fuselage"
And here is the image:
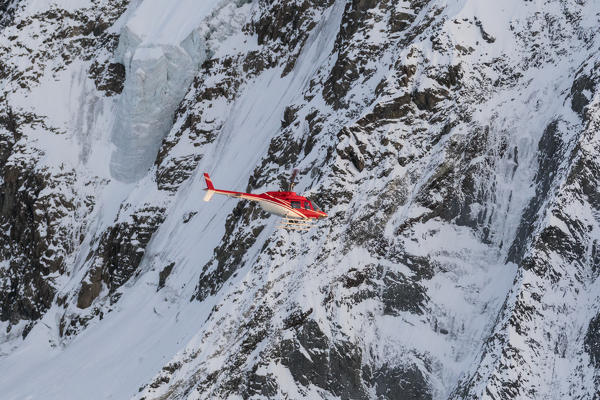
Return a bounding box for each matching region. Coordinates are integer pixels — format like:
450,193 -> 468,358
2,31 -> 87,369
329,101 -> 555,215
203,173 -> 327,220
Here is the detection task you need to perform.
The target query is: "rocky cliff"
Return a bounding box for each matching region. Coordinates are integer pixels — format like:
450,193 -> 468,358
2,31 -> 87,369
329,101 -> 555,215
0,0 -> 599,399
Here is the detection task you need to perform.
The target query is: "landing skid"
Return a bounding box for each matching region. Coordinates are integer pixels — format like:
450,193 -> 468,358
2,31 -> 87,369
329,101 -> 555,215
277,217 -> 315,231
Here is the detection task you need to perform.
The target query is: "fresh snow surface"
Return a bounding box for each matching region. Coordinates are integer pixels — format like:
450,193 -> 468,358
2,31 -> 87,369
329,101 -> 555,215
21,0 -> 94,15
126,0 -> 225,46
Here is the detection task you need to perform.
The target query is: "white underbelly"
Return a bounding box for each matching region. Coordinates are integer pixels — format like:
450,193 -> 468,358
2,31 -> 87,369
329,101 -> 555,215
259,201 -> 298,217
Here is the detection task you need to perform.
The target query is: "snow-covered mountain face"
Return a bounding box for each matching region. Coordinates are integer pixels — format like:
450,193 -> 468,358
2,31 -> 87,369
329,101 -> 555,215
1,0 -> 599,398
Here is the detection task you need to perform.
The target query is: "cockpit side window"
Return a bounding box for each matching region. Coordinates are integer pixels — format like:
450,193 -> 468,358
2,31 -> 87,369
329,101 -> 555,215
308,198 -> 322,211
291,201 -> 301,209
303,201 -> 313,210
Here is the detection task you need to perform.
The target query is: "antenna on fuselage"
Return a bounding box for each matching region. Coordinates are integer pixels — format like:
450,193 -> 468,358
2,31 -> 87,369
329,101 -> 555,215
288,169 -> 299,192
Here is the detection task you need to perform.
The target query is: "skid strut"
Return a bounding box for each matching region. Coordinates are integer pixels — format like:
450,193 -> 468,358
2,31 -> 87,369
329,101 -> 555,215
278,217 -> 315,231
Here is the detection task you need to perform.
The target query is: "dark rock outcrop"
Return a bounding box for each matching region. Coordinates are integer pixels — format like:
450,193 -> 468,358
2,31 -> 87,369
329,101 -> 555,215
585,313 -> 600,369
77,206 -> 166,309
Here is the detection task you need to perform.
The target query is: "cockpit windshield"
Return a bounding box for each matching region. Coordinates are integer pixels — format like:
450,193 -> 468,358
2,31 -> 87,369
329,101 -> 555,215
308,198 -> 322,212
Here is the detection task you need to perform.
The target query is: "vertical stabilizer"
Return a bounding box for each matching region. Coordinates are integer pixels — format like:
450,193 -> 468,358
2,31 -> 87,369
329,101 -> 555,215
203,173 -> 215,201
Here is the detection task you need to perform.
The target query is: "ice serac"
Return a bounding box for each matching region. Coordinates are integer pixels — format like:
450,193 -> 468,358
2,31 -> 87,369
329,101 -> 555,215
109,0 -> 218,182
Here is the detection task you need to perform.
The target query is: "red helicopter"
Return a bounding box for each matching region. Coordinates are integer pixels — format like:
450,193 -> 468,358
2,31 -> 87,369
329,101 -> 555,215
203,170 -> 327,230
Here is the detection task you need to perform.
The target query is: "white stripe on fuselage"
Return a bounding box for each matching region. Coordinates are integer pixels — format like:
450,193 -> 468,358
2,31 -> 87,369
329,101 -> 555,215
213,190 -> 308,219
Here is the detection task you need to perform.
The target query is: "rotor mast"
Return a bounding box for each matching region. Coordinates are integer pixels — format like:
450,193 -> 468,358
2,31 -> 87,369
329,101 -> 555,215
288,169 -> 299,192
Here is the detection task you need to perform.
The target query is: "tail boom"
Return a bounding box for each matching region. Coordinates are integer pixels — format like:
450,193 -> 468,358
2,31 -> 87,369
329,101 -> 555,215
202,173 -> 258,202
